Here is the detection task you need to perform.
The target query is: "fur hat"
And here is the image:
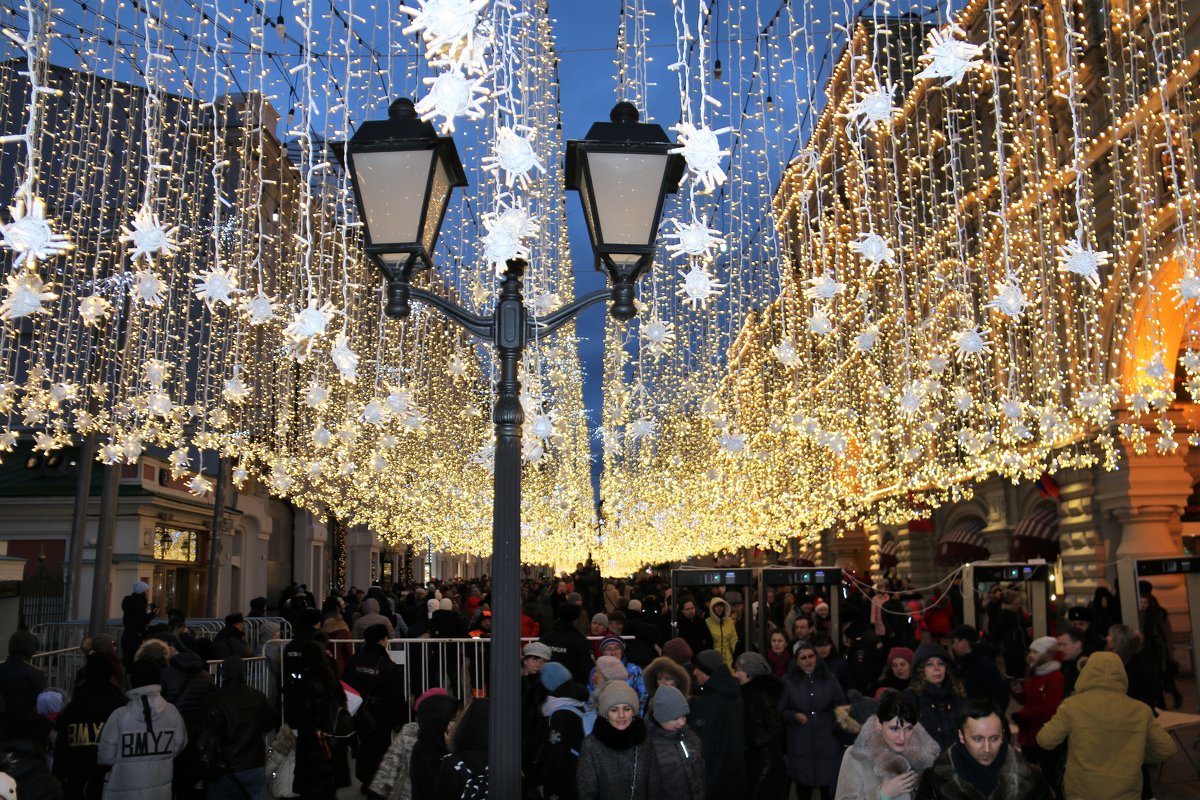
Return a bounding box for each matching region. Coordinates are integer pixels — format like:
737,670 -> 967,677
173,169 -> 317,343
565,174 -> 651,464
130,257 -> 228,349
661,637 -> 693,666
1029,635 -> 1058,655
595,655 -> 629,681
651,685 -> 690,723
596,680 -> 639,717
694,649 -> 725,675
644,656 -> 692,698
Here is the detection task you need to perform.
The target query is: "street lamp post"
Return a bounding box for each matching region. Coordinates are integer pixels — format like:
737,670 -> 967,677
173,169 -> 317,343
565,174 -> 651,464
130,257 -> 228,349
346,98 -> 681,799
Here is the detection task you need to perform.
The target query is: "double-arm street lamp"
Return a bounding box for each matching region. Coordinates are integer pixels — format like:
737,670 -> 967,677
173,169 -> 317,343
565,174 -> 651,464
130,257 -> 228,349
345,97 -> 683,799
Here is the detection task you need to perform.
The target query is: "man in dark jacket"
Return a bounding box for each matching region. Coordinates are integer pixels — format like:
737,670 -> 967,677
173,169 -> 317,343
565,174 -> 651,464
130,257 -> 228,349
160,646 -> 216,799
204,655 -> 276,799
211,613 -> 250,659
343,623 -> 405,791
916,699 -> 1052,800
120,580 -> 156,669
950,625 -> 1009,713
733,652 -> 786,798
690,649 -> 745,800
52,654 -> 126,799
539,602 -> 595,685
0,630 -> 47,742
675,596 -> 713,657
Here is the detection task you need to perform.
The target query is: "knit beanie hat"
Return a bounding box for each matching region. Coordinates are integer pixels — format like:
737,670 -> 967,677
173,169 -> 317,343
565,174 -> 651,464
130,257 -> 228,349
540,661 -> 572,692
734,651 -> 771,679
597,635 -> 626,655
596,680 -> 639,717
133,580 -> 149,594
591,612 -> 609,626
886,646 -> 914,665
651,685 -> 690,723
439,598 -> 453,611
694,649 -> 724,675
595,655 -> 629,681
413,687 -> 449,712
912,642 -> 951,671
662,637 -> 693,666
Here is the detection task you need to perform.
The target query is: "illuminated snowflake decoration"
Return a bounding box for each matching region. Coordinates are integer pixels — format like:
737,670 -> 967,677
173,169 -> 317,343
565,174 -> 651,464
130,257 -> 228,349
676,265 -> 724,309
143,359 -> 171,388
1175,268 -> 1200,307
99,441 -> 123,464
804,271 -> 846,301
386,386 -> 418,419
854,324 -> 880,352
952,386 -> 973,412
986,276 -> 1028,318
232,466 -> 249,488
642,318 -> 676,357
313,426 -> 333,448
187,473 -> 213,496
0,271 -> 56,321
665,216 -> 723,260
400,0 -> 490,72
285,298 -> 336,360
369,454 -> 388,473
132,269 -> 167,307
121,206 -> 179,263
773,339 -> 799,367
1001,398 -> 1024,420
146,390 -> 174,417
330,333 -> 359,383
846,80 -> 898,130
1144,352 -> 1169,381
953,325 -> 991,363
447,353 -> 469,379
1182,351 -> 1200,372
78,294 -> 113,327
669,122 -> 731,193
717,431 -> 747,456
1056,239 -> 1109,289
415,68 -> 489,134
916,24 -> 984,86
304,382 -> 330,409
482,201 -> 539,273
807,309 -> 833,335
850,231 -> 896,273
481,126 -> 545,188
33,432 -> 56,454
0,193 -> 72,267
222,374 -> 250,403
269,465 -> 292,494
193,266 -> 242,310
627,417 -> 657,442
898,384 -> 924,415
0,429 -> 16,451
360,400 -> 389,427
243,291 -> 279,325
530,413 -> 558,442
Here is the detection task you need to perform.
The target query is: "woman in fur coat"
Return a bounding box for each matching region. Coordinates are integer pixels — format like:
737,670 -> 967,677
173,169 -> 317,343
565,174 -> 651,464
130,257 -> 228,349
835,692 -> 941,800
642,656 -> 691,707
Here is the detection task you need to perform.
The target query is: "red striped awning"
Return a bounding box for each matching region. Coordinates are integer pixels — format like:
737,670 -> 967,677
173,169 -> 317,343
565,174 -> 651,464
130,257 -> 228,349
937,520 -> 988,565
796,545 -> 818,566
1010,505 -> 1060,561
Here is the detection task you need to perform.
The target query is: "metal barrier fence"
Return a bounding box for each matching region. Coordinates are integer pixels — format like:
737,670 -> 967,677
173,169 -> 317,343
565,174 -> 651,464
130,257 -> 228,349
30,616 -> 292,653
30,647 -> 87,695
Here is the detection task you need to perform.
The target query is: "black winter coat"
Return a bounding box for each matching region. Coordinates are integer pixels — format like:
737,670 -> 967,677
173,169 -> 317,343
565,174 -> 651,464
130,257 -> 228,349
740,674 -> 787,800
120,593 -> 154,667
675,615 -> 713,657
647,719 -> 705,800
0,656 -> 47,742
282,670 -> 343,795
0,739 -> 63,800
902,682 -> 962,751
540,699 -> 588,800
540,621 -> 595,686
691,667 -> 746,800
159,650 -> 216,738
576,718 -> 659,800
429,609 -> 469,639
780,661 -> 845,789
210,626 -> 249,659
957,646 -> 1009,713
51,678 -> 126,799
206,680 -> 277,772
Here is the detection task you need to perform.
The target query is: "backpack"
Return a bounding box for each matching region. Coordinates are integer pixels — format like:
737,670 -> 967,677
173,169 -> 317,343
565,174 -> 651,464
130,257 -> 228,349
196,704 -> 232,778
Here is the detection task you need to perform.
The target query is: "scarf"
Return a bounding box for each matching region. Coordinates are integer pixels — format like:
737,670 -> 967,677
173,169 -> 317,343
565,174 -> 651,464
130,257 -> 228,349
950,741 -> 1007,797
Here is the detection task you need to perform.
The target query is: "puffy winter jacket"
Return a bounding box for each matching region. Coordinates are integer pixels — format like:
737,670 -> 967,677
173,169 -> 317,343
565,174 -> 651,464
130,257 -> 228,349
52,677 -> 126,799
96,684 -> 187,800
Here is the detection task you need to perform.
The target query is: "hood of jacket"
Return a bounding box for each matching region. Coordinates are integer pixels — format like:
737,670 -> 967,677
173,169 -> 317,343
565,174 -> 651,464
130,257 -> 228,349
1075,650 -> 1127,694
363,597 -> 381,615
122,684 -> 172,718
644,656 -> 692,697
543,695 -> 588,717
168,649 -> 205,675
708,596 -> 732,616
849,716 -> 942,776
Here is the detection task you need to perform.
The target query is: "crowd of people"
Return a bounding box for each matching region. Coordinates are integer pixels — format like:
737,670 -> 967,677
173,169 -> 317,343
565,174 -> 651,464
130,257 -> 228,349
0,565 -> 1185,800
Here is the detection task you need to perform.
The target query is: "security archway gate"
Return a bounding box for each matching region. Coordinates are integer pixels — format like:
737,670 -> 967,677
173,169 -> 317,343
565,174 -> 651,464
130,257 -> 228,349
1117,555 -> 1200,708
963,562 -> 1052,640
758,565 -> 843,653
670,567 -> 755,656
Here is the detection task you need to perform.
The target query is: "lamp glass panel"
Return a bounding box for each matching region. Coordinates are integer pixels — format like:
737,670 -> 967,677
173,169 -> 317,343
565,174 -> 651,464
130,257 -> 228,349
587,151 -> 669,246
421,152 -> 452,253
351,148 -> 436,245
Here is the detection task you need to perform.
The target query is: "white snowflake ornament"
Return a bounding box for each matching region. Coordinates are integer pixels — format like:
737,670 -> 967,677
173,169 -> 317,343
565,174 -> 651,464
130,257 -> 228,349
122,206 -> 179,263
0,271 -> 56,320
1056,239 -> 1109,289
132,269 -> 167,307
627,417 -> 657,442
807,309 -> 833,335
849,231 -> 896,273
193,266 -> 242,310
804,271 -> 846,301
916,24 -> 984,86
243,291 -> 279,325
285,299 -> 336,360
530,413 -> 557,441
670,122 -> 731,193
774,339 -> 799,367
677,265 -> 724,309
1175,267 -> 1200,307
304,382 -> 330,409
0,193 -> 71,267
78,294 -> 113,327
854,324 -> 880,352
187,473 -> 213,496
399,0 -> 490,72
986,276 -> 1028,318
223,374 -> 250,403
313,426 -> 333,447
482,126 -> 546,187
847,79 -> 898,129
360,400 -> 388,426
482,201 -> 539,273
415,68 -> 489,133
953,325 -> 990,363
386,386 -> 415,416
642,318 -> 676,356
330,334 -> 359,383
718,431 -> 747,455
665,216 -> 724,260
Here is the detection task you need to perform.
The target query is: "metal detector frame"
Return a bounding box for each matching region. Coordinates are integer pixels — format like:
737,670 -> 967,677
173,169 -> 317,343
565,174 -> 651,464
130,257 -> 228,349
963,561 -> 1051,640
670,566 -> 755,655
758,565 -> 843,653
1117,555 -> 1200,709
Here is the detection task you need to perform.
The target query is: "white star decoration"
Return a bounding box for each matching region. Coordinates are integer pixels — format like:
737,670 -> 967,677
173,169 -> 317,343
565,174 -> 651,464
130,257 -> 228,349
854,324 -> 880,352
330,333 -> 359,383
122,206 -> 179,263
804,271 -> 847,301
482,127 -> 546,188
78,294 -> 113,327
304,382 -> 330,409
847,79 -> 898,129
0,271 -> 56,321
285,299 -> 336,360
807,309 -> 833,335
676,265 -> 724,309
416,68 -> 490,133
133,269 -> 167,307
399,0 -> 490,73
665,216 -> 724,260
953,325 -> 991,363
849,231 -> 896,273
670,122 -> 731,193
774,339 -> 799,366
916,25 -> 985,86
0,193 -> 72,267
1056,239 -> 1109,289
482,200 -> 539,273
986,276 -> 1028,318
193,266 -> 242,310
642,318 -> 676,356
243,291 -> 279,325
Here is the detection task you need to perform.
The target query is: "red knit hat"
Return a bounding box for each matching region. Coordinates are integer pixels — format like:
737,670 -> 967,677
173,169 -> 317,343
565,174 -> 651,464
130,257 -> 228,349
886,646 -> 914,665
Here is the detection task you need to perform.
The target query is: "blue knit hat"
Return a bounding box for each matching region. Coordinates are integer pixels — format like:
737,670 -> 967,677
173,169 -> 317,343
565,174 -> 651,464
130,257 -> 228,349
540,660 -> 571,692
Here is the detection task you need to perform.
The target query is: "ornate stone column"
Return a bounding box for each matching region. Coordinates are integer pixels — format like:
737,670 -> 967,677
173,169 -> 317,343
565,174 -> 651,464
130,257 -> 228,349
979,480 -> 1014,563
1054,469 -> 1106,610
828,526 -> 868,573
